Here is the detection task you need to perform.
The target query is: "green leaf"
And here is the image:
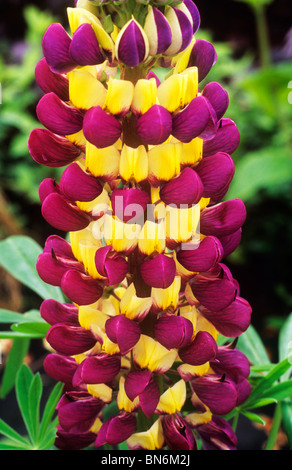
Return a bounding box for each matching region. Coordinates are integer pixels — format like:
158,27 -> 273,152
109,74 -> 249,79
236,324 -> 271,365
282,402 -> 292,448
28,373 -> 43,444
15,364 -> 34,443
259,381 -> 292,402
0,235 -> 64,302
0,419 -> 30,447
241,411 -> 266,426
11,321 -> 49,338
246,358 -> 292,404
0,309 -> 27,324
242,397 -> 278,410
38,381 -> 63,442
279,313 -> 292,382
0,338 -> 30,398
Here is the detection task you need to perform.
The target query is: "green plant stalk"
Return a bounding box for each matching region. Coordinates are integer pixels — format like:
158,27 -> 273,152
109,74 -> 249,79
253,3 -> 271,68
264,402 -> 282,450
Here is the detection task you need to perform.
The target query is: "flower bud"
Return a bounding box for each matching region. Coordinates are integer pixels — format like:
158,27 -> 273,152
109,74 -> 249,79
115,19 -> 149,67
143,7 -> 172,56
154,314 -> 193,350
159,167 -> 203,206
42,23 -> 76,74
140,253 -> 177,289
105,315 -> 141,355
136,104 -> 172,145
69,23 -> 105,66
83,106 -> 122,149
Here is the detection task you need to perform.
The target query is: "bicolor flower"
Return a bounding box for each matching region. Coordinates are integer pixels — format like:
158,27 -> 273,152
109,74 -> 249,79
30,0 -> 252,451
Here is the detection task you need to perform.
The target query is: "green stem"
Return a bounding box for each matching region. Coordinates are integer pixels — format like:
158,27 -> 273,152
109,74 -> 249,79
252,3 -> 271,68
264,402 -> 282,450
232,412 -> 240,432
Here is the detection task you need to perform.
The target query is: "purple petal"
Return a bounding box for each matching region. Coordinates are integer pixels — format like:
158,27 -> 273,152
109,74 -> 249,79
145,7 -> 172,55
160,167 -> 203,206
139,379 -> 160,418
36,250 -> 83,287
78,354 -> 121,384
69,23 -> 104,66
188,39 -> 217,82
140,253 -> 177,289
200,296 -> 252,337
83,106 -> 122,148
40,299 -> 79,326
28,128 -> 82,168
117,20 -> 147,67
35,57 -> 69,101
200,199 -> 246,237
95,246 -> 129,285
61,269 -> 103,305
176,236 -> 223,273
196,416 -> 237,450
236,378 -> 252,405
95,412 -> 136,447
136,104 -> 172,145
125,370 -> 152,402
38,178 -> 60,203
111,187 -> 150,223
203,118 -> 240,157
44,354 -> 78,383
162,414 -> 196,450
154,314 -> 193,350
179,331 -> 217,366
196,152 -> 235,202
210,346 -> 250,383
202,82 -> 229,120
183,0 -> 200,33
55,426 -> 96,450
57,391 -> 103,433
60,162 -> 103,202
43,234 -> 74,258
218,228 -> 242,258
172,96 -> 214,143
105,315 -> 141,355
46,324 -> 96,355
42,23 -> 76,74
190,273 -> 237,312
147,70 -> 161,87
36,92 -> 84,136
41,192 -> 91,231
192,374 -> 238,415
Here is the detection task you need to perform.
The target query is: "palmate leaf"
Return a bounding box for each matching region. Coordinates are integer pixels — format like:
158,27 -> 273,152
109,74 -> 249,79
0,337 -> 30,398
0,365 -> 62,450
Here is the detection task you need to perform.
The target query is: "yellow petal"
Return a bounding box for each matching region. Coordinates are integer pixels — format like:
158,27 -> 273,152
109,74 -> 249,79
127,418 -> 164,450
132,78 -> 158,114
133,335 -> 177,373
67,7 -> 114,56
179,137 -> 203,166
117,376 -> 139,413
85,141 -> 120,181
120,283 -> 153,321
151,276 -> 181,312
87,383 -> 112,403
185,410 -> 213,427
68,70 -> 107,110
78,305 -> 108,330
156,380 -> 186,414
157,68 -> 198,112
196,315 -> 219,341
76,188 -> 110,218
171,37 -> 196,73
165,204 -> 200,244
138,220 -> 166,256
69,222 -> 101,262
66,129 -> 87,148
78,239 -> 105,279
103,214 -> 141,254
104,78 -> 134,116
148,142 -> 181,186
89,417 -> 103,434
119,144 -> 148,183
177,362 -> 210,380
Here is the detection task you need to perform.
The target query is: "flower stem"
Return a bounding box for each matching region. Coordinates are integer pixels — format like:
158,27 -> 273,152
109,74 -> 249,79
264,402 -> 282,450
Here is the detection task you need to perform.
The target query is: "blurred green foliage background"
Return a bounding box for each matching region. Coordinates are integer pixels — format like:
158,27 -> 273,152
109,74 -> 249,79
0,0 -> 291,358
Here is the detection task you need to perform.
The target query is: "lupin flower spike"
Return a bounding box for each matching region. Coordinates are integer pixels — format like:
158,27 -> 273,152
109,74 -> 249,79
30,0 -> 252,451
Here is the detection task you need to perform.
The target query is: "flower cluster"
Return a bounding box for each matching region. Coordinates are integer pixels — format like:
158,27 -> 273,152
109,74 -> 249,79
29,0 -> 252,450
